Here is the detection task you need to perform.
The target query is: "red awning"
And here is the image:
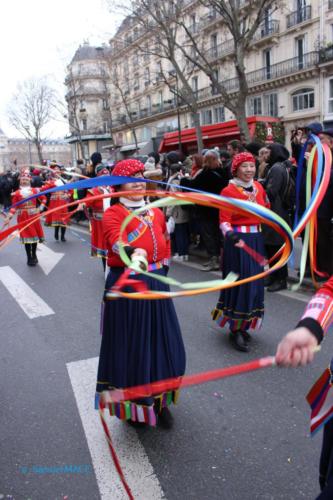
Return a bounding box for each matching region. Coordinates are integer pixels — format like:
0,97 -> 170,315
158,116 -> 279,153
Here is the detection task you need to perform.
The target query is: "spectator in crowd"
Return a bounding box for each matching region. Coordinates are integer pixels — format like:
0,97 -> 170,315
190,154 -> 204,178
143,152 -> 163,200
262,143 -> 293,292
258,147 -> 270,180
317,129 -> 333,277
166,164 -> 190,261
86,152 -> 102,178
181,149 -> 229,271
227,140 -> 245,158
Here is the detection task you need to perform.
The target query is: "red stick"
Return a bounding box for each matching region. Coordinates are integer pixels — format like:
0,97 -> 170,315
103,356 -> 276,404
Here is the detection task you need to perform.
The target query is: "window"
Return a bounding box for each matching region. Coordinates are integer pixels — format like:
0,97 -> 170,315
191,76 -> 198,96
201,109 -> 212,125
263,49 -> 271,79
292,88 -> 314,111
81,118 -> 87,130
248,96 -> 262,115
146,95 -> 151,113
211,69 -> 219,95
328,79 -> 333,114
210,33 -> 218,58
103,121 -> 109,133
145,67 -> 150,86
264,93 -> 278,117
214,107 -> 225,123
102,99 -> 109,110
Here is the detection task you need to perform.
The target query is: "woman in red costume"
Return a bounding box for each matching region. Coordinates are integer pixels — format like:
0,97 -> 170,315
96,159 -> 185,429
81,164 -> 112,270
6,169 -> 46,266
212,152 -> 270,352
43,164 -> 71,241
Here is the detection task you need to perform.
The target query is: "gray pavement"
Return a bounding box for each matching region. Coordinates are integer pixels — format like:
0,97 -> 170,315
0,225 -> 330,500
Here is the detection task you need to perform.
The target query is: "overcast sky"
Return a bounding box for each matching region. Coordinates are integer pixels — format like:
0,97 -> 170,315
0,0 -> 123,138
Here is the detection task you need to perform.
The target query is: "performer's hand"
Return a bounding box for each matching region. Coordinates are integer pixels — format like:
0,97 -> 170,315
275,327 -> 318,367
77,203 -> 85,211
225,230 -> 241,246
132,248 -> 148,271
132,248 -> 147,259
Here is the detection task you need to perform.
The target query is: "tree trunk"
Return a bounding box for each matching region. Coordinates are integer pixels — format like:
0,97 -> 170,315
235,102 -> 250,143
35,141 -> 43,164
191,111 -> 203,152
132,128 -> 138,152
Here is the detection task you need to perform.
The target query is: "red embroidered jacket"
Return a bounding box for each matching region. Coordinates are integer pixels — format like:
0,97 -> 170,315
103,203 -> 170,267
297,276 -> 333,343
219,181 -> 270,232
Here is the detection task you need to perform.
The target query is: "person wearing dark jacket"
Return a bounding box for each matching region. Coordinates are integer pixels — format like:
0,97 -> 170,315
317,130 -> 333,277
263,143 -> 292,292
181,150 -> 230,271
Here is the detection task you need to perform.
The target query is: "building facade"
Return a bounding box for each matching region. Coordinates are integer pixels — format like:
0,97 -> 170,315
66,1 -> 333,156
65,42 -> 113,164
0,129 -> 72,173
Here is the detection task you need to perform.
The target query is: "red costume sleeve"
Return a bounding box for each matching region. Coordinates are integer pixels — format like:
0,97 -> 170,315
297,276 -> 333,343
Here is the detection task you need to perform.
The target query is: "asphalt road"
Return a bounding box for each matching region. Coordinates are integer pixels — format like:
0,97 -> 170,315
0,225 -> 331,500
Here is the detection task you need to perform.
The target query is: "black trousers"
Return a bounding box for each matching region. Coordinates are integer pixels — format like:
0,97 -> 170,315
318,419 -> 333,498
317,219 -> 333,276
199,215 -> 221,258
265,244 -> 288,281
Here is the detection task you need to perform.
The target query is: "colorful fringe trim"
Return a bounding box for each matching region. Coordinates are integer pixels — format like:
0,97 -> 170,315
307,361 -> 333,435
211,307 -> 263,331
91,246 -> 108,258
20,236 -> 43,244
95,389 -> 179,426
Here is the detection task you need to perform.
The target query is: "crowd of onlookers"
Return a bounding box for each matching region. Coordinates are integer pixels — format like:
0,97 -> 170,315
1,121 -> 332,290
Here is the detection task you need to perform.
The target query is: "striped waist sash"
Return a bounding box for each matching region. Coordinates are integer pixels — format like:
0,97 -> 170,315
233,224 -> 261,233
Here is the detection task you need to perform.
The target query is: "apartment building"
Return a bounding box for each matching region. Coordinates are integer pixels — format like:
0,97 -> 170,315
66,1 -> 333,156
65,42 -> 113,163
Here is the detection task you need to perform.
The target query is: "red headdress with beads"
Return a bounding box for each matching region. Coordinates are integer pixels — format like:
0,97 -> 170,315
231,152 -> 255,176
112,159 -> 145,177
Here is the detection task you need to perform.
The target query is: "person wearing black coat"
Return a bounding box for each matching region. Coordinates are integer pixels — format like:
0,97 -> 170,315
262,143 -> 292,292
180,150 -> 230,271
317,130 -> 333,277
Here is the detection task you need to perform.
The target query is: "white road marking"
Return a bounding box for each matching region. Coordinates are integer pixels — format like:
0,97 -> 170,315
37,244 -> 64,275
67,356 -> 164,500
0,266 -> 54,318
276,289 -> 310,303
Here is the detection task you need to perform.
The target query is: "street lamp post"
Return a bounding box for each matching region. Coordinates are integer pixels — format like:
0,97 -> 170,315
169,70 -> 183,154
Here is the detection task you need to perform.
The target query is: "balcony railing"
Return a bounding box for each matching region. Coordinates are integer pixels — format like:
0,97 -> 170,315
286,5 -> 311,28
255,19 -> 280,40
205,39 -> 234,62
319,45 -> 333,63
111,52 -> 319,128
196,51 -> 319,98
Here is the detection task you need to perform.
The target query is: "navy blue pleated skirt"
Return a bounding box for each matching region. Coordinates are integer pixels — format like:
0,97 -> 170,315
212,232 -> 265,332
96,267 -> 186,425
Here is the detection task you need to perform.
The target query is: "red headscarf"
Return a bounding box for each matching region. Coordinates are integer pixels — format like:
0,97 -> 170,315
112,159 -> 145,177
231,152 -> 255,176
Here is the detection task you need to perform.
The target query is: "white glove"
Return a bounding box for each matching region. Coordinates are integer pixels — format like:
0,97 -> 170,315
167,216 -> 175,234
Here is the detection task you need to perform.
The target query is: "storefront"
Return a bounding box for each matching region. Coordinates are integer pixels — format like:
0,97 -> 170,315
158,116 -> 283,154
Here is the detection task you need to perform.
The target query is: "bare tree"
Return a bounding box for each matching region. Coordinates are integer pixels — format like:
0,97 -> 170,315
111,0 -> 282,143
174,0 -> 281,141
7,78 -> 57,163
109,0 -> 205,151
64,68 -> 85,160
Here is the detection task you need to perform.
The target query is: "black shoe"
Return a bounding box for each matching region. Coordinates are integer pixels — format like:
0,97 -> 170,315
61,236 -> 66,242
229,331 -> 249,352
54,233 -> 59,241
241,331 -> 251,343
157,407 -> 174,429
32,257 -> 38,265
267,280 -> 287,292
264,276 -> 274,287
126,420 -> 146,428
